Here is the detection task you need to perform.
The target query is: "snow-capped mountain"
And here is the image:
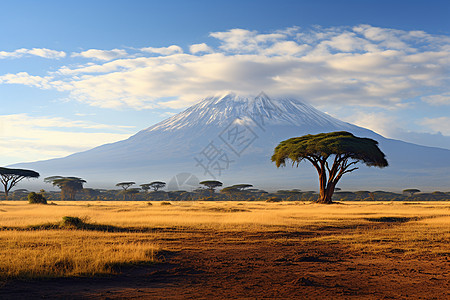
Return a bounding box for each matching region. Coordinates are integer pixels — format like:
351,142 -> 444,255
12,92 -> 450,191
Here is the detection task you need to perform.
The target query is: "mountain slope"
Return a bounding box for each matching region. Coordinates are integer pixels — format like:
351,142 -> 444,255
12,93 -> 450,191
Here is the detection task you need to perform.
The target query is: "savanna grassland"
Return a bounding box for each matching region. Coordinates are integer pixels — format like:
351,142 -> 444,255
0,201 -> 449,299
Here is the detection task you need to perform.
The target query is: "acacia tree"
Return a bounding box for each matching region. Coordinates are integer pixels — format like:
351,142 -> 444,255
116,182 -> 136,200
231,184 -> 253,191
150,181 -> 166,191
44,176 -> 86,200
141,181 -> 167,192
0,167 -> 40,200
220,186 -> 239,200
140,183 -> 151,192
116,182 -> 135,190
403,189 -> 420,197
271,131 -> 388,204
199,180 -> 223,195
221,184 -> 253,200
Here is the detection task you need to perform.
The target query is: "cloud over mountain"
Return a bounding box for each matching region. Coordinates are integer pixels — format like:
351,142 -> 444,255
0,25 -> 448,110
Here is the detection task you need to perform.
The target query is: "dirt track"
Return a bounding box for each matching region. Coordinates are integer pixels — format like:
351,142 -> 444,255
1,226 -> 449,299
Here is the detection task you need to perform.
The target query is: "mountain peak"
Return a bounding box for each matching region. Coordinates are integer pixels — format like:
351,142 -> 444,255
144,92 -> 352,133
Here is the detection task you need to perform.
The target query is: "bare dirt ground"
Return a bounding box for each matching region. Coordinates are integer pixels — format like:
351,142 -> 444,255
1,225 -> 449,299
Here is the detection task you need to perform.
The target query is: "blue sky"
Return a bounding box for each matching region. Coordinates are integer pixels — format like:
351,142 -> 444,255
1,0 -> 449,166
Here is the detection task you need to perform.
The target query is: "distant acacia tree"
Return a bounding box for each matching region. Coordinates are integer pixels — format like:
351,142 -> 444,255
403,189 -> 420,197
141,181 -> 166,192
220,186 -> 240,200
272,131 -> 388,204
199,180 -> 223,195
140,183 -> 151,192
230,184 -> 253,191
45,176 -> 86,200
221,184 -> 253,200
149,181 -> 166,192
116,182 -> 135,190
0,167 -> 40,200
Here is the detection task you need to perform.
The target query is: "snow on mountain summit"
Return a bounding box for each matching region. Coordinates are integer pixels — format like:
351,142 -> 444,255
145,92 -> 352,133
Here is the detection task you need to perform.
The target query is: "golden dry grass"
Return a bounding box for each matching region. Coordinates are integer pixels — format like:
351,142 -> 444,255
0,200 -> 448,279
0,230 -> 158,279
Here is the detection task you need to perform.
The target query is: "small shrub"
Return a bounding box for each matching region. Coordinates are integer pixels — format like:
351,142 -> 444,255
147,202 -> 153,206
61,216 -> 85,228
266,197 -> 282,203
160,201 -> 171,206
28,192 -> 47,204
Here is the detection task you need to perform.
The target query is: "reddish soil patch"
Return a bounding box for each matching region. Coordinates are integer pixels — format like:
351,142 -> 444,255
1,227 -> 448,299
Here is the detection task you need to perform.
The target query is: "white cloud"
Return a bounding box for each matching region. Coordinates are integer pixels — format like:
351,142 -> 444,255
140,45 -> 183,55
341,111 -> 399,137
336,110 -> 450,149
0,48 -> 65,59
420,117 -> 450,135
210,29 -> 287,53
0,114 -> 133,164
262,41 -> 309,56
0,25 -> 449,111
421,93 -> 450,106
72,49 -> 128,61
0,114 -> 134,130
0,72 -> 52,89
189,43 -> 213,54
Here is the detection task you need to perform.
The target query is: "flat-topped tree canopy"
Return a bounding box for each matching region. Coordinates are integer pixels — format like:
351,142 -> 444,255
272,131 -> 388,168
116,182 -> 135,190
0,167 -> 40,200
271,131 -> 388,204
44,176 -> 86,200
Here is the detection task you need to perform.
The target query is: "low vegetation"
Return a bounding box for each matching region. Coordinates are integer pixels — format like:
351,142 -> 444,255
3,187 -> 449,202
27,192 -> 47,204
0,228 -> 158,280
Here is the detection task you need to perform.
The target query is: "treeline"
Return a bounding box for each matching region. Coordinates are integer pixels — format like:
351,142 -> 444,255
4,188 -> 450,202
332,190 -> 450,201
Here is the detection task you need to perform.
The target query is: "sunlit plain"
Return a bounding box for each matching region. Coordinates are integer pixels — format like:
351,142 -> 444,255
0,201 -> 448,279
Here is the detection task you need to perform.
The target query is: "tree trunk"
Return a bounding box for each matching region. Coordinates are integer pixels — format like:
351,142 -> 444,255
317,172 -> 327,202
316,193 -> 333,204
316,182 -> 335,204
2,183 -> 8,200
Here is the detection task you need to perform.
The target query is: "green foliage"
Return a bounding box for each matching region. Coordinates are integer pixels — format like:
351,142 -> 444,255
230,184 -> 253,191
272,131 -> 388,204
44,176 -> 86,200
199,180 -> 223,191
116,182 -> 135,190
403,189 -> 421,197
0,167 -> 40,200
149,181 -> 166,191
61,216 -> 84,228
28,192 -> 47,204
141,181 -> 166,192
271,131 -> 388,168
